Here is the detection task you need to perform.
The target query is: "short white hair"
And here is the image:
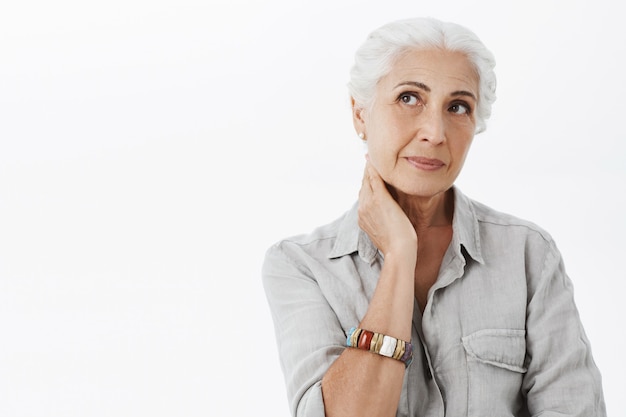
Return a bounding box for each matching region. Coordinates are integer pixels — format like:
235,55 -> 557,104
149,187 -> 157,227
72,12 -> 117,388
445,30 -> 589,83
348,17 -> 497,133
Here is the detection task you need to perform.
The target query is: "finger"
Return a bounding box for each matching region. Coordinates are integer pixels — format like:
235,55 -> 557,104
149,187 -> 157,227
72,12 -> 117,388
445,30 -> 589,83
361,161 -> 373,192
365,162 -> 388,194
361,162 -> 368,184
359,178 -> 372,204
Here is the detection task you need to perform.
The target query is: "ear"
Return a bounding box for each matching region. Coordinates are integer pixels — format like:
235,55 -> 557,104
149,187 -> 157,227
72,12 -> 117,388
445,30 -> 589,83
351,97 -> 366,137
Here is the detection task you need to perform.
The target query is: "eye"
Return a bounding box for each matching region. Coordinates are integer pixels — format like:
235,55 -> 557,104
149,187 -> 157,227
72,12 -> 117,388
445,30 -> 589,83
449,102 -> 471,115
398,92 -> 420,106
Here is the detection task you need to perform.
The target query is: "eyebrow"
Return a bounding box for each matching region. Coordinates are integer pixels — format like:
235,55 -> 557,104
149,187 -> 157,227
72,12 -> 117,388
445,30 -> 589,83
395,81 -> 430,92
394,81 -> 477,101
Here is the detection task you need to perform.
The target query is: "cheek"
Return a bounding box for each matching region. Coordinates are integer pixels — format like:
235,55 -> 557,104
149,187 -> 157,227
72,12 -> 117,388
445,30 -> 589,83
368,118 -> 405,150
365,140 -> 386,167
364,110 -> 416,166
451,136 -> 474,164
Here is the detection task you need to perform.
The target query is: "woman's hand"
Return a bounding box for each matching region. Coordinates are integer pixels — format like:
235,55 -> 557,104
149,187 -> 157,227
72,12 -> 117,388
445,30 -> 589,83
358,161 -> 417,258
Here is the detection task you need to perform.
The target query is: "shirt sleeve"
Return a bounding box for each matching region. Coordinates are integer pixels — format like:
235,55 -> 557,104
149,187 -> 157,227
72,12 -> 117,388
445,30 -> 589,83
262,241 -> 346,417
523,239 -> 606,416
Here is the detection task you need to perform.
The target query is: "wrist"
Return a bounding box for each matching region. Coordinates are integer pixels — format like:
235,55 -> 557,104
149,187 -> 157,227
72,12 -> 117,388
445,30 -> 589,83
382,239 -> 417,262
381,247 -> 417,268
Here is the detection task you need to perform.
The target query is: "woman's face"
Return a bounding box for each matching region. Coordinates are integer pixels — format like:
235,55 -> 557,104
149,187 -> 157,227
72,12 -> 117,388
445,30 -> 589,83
354,48 -> 479,199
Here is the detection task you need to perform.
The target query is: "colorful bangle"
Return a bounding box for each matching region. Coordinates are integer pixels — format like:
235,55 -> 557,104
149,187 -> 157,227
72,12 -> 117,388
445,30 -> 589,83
346,327 -> 413,367
350,327 -> 361,348
400,341 -> 413,365
358,329 -> 374,350
369,332 -> 380,352
392,339 -> 405,360
380,335 -> 397,357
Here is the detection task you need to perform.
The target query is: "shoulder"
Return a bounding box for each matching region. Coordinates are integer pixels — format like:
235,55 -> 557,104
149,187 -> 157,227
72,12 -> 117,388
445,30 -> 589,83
459,193 -> 566,291
469,197 -> 555,246
264,206 -> 354,265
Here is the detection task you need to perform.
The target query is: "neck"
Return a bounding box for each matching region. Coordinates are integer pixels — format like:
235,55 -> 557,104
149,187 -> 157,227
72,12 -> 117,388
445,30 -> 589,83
389,186 -> 454,233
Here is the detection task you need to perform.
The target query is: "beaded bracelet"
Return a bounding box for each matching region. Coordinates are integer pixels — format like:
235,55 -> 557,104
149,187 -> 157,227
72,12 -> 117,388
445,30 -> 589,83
346,327 -> 413,367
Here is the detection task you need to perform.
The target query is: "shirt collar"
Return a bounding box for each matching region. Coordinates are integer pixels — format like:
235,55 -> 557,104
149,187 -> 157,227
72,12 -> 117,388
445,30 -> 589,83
327,202 -> 379,263
327,187 -> 484,265
451,187 -> 484,264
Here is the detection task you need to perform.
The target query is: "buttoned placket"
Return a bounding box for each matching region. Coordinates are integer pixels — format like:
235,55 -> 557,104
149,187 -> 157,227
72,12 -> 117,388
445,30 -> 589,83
412,242 -> 468,416
411,299 -> 444,416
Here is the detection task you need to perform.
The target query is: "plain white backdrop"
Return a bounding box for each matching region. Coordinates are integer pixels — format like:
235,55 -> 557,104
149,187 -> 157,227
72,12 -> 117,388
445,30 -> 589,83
1,0 -> 624,416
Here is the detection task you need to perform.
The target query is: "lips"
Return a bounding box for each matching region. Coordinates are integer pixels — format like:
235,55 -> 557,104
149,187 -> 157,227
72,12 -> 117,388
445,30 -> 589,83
404,156 -> 445,171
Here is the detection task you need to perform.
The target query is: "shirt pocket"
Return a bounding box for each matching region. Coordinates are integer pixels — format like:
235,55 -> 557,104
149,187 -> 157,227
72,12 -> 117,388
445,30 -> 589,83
461,329 -> 527,416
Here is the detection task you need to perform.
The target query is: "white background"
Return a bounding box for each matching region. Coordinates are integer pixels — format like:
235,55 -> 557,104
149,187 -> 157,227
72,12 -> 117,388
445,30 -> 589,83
1,0 -> 624,416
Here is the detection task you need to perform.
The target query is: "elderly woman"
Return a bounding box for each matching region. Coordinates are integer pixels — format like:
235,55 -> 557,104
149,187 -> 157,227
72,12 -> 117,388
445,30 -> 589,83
262,17 -> 605,417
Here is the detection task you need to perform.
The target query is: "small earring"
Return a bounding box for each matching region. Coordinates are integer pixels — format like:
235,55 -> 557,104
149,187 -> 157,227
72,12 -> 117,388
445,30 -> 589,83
359,132 -> 368,153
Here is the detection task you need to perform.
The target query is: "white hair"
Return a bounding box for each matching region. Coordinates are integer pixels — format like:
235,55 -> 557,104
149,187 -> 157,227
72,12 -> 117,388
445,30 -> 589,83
348,17 -> 497,133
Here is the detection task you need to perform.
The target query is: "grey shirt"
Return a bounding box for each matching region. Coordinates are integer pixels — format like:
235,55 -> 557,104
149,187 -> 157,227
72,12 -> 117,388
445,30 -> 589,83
262,188 -> 606,417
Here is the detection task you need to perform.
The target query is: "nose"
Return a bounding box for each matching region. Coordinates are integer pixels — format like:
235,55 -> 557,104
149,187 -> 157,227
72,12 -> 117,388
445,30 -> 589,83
417,107 -> 445,145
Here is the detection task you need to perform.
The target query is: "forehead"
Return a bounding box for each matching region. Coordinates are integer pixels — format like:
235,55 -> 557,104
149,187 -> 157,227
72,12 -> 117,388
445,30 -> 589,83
381,48 -> 479,94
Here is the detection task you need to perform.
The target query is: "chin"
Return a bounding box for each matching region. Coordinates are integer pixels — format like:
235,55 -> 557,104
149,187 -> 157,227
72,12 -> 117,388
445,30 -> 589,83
389,180 -> 452,200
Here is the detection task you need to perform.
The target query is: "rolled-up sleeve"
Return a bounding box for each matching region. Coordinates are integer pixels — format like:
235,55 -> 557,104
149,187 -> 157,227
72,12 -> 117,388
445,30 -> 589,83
262,241 -> 345,417
523,240 -> 606,416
